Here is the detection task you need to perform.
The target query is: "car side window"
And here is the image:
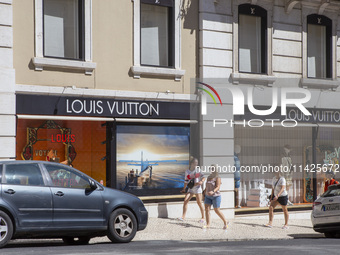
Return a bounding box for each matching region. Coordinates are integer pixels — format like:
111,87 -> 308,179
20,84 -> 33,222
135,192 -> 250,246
45,165 -> 90,189
4,163 -> 44,186
0,164 -> 2,183
323,188 -> 340,197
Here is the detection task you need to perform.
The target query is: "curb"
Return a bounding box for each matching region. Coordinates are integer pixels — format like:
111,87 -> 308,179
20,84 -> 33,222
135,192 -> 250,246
182,237 -> 294,242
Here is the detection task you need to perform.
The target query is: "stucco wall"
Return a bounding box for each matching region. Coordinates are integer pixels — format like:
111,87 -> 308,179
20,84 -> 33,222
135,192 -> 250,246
13,0 -> 198,94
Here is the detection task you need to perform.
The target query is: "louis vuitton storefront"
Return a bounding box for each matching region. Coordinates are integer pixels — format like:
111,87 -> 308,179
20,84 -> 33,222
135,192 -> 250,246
234,106 -> 340,208
16,94 -> 193,198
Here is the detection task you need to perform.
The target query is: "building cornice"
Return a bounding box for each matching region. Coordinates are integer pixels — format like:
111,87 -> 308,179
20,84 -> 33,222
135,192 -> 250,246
15,84 -> 192,102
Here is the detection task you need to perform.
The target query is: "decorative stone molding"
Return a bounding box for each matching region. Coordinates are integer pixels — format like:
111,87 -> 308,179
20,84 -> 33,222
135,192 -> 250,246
32,57 -> 97,75
131,66 -> 185,81
230,73 -> 276,86
300,78 -> 340,91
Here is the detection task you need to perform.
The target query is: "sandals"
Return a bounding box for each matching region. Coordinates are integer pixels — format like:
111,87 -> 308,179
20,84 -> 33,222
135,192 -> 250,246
223,221 -> 230,230
177,217 -> 184,221
264,224 -> 273,228
198,219 -> 206,224
282,225 -> 289,229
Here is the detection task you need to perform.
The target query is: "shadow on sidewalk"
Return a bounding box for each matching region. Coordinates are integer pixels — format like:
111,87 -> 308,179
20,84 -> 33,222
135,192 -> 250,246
289,233 -> 324,239
167,218 -> 204,229
168,221 -> 203,229
233,222 -> 265,228
285,224 -> 313,230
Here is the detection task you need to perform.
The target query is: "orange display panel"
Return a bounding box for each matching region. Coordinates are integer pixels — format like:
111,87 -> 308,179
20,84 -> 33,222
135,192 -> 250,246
16,119 -> 107,185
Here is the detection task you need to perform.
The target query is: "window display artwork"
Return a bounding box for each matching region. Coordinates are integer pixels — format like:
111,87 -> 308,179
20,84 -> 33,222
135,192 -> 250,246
16,119 -> 106,184
21,120 -> 76,164
117,125 -> 190,196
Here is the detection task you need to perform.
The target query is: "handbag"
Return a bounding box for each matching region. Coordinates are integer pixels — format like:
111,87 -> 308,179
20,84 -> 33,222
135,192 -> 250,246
187,178 -> 195,189
268,177 -> 281,200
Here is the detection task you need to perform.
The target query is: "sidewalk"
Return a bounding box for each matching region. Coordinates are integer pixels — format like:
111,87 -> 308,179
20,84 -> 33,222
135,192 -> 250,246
94,210 -> 323,243
7,211 -> 322,246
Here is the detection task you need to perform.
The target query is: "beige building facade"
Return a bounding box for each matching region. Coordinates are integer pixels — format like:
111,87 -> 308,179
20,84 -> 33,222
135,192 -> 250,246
0,0 -> 202,218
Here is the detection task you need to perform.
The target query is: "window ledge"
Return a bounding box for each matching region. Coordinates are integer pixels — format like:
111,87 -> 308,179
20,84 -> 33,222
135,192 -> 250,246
32,57 -> 97,75
230,73 -> 276,86
301,78 -> 340,91
131,65 -> 185,81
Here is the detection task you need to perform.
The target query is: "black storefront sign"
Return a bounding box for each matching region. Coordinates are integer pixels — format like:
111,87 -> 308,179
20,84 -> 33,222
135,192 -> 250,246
16,94 -> 190,119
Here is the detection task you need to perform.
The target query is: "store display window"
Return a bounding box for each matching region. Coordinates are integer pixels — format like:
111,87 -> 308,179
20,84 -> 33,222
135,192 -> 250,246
234,126 -> 340,208
116,125 -> 190,196
16,119 -> 106,184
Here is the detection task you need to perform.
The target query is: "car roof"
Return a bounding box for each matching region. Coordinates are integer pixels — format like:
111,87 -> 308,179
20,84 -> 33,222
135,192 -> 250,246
0,160 -> 81,174
0,160 -> 61,165
329,184 -> 340,190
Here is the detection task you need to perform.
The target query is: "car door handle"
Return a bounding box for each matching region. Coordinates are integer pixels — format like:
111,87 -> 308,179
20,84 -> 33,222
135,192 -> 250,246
54,191 -> 64,197
4,189 -> 16,195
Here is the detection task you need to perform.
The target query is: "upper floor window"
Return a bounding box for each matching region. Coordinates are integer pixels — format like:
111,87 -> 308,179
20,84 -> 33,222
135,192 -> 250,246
238,4 -> 267,74
140,0 -> 173,67
33,0 -> 95,74
307,14 -> 332,79
131,0 -> 185,80
43,0 -> 84,60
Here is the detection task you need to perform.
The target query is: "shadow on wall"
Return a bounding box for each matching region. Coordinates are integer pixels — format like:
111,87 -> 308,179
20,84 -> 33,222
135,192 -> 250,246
181,0 -> 197,34
180,0 -> 199,77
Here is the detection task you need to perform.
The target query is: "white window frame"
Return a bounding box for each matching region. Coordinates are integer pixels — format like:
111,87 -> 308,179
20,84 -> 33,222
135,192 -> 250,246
131,0 -> 185,81
32,0 -> 96,75
231,1 -> 275,86
301,7 -> 339,90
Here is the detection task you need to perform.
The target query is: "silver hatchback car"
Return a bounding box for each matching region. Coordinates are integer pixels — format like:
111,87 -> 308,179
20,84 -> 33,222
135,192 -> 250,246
311,184 -> 340,238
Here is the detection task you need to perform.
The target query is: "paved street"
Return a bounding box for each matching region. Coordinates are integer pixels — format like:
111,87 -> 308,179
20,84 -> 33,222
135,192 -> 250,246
1,239 -> 340,255
2,213 -> 339,254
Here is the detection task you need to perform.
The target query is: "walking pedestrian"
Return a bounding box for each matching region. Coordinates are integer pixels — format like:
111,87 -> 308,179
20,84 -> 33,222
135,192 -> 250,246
265,170 -> 289,229
203,164 -> 228,230
179,157 -> 205,223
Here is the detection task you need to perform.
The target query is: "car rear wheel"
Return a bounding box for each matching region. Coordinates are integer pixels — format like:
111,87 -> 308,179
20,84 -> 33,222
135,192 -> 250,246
62,236 -> 91,245
324,232 -> 336,238
107,208 -> 137,243
0,211 -> 13,248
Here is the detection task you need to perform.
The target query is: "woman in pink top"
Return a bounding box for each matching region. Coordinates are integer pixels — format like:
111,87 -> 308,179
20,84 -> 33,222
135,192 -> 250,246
203,164 -> 228,230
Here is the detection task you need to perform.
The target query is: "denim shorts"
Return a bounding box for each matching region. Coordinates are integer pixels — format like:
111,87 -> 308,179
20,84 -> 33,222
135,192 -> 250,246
204,195 -> 221,208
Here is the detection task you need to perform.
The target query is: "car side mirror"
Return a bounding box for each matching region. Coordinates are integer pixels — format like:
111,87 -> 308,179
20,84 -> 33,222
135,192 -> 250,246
89,179 -> 97,190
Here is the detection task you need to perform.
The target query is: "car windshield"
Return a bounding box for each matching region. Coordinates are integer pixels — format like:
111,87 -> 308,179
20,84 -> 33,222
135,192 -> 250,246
322,187 -> 340,197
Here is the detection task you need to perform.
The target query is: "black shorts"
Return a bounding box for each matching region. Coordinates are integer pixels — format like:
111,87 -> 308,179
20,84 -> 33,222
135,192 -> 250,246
277,195 -> 288,206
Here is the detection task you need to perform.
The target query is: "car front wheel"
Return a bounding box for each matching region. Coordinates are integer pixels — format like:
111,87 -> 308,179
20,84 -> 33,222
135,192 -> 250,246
107,208 -> 137,243
0,211 -> 13,248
